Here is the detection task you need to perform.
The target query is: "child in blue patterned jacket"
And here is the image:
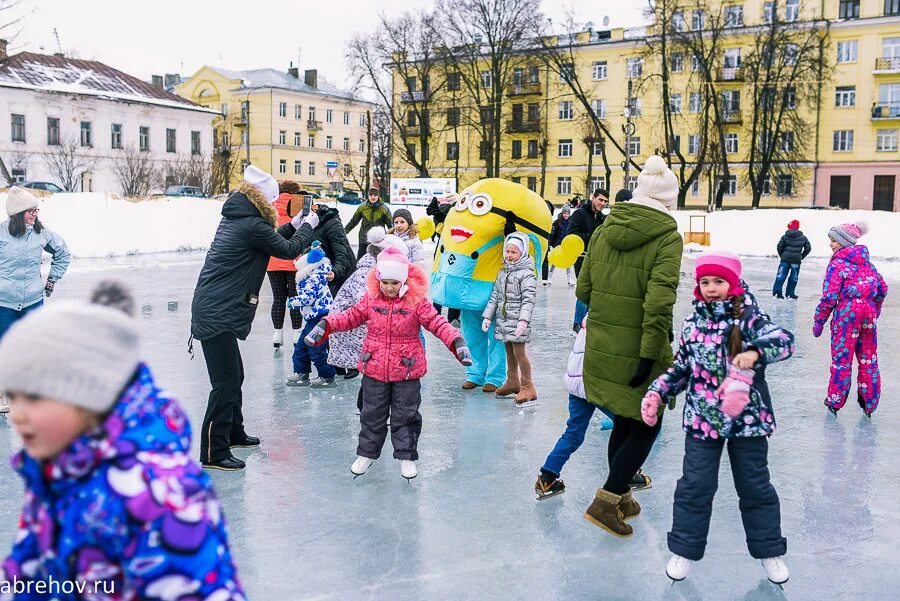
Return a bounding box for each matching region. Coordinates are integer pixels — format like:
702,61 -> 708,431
287,243 -> 336,388
641,251 -> 795,586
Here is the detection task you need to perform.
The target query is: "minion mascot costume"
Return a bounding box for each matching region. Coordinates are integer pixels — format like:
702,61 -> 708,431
431,179 -> 551,391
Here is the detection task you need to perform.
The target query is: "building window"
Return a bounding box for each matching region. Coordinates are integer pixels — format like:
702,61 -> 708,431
165,128 -> 176,153
591,140 -> 604,155
11,114 -> 25,142
724,48 -> 742,69
628,137 -> 641,156
592,61 -> 608,80
591,99 -> 607,118
781,131 -> 795,152
480,106 -> 493,125
326,109 -> 333,123
46,117 -> 60,146
691,178 -> 701,196
222,103 -> 229,117
627,176 -> 638,191
692,53 -> 702,72
762,178 -> 773,195
511,140 -> 522,159
279,159 -> 287,174
723,174 -> 737,195
763,2 -> 775,23
557,177 -> 572,195
725,133 -> 739,154
326,136 -> 333,150
835,86 -> 856,107
527,139 -> 539,158
360,113 -> 367,127
360,166 -> 366,179
559,62 -> 575,82
527,103 -> 540,122
295,104 -> 302,119
344,165 -> 351,177
294,160 -> 301,175
670,135 -> 682,153
784,86 -> 797,109
833,130 -> 854,151
591,176 -> 606,191
359,139 -> 365,152
783,43 -> 799,65
308,107 -> 316,121
447,142 -> 459,160
448,72 -> 461,91
294,132 -> 302,146
279,102 -> 287,117
626,58 -> 643,78
511,176 -> 521,184
343,111 -> 350,125
191,131 -> 201,155
630,97 -> 643,117
111,123 -> 123,149
689,93 -> 702,113
839,0 -> 859,18
278,130 -> 286,145
689,134 -> 700,154
481,70 -> 492,89
558,101 -> 574,120
447,107 -> 460,127
407,111 -> 418,127
309,161 -> 316,176
10,168 -> 25,183
672,11 -> 686,31
785,0 -> 799,21
837,40 -> 858,63
777,174 -> 793,196
692,9 -> 705,29
308,134 -> 315,148
80,121 -> 92,147
139,126 -> 149,151
670,53 -> 684,73
722,89 -> 741,113
342,137 -> 350,151
877,128 -> 899,151
670,94 -> 682,114
527,176 -> 537,191
887,0 -> 900,16
724,4 -> 743,27
558,139 -> 573,157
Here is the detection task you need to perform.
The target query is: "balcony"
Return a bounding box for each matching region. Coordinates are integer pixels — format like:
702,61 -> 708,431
872,102 -> 900,120
507,82 -> 542,97
718,67 -> 744,81
400,90 -> 428,102
402,125 -> 430,137
874,57 -> 900,74
307,119 -> 322,131
720,110 -> 742,124
506,118 -> 541,133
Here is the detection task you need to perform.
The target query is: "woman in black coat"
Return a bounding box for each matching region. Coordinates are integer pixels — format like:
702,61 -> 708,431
309,204 -> 355,296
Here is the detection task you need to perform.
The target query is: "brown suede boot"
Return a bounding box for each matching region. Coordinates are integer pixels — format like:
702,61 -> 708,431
619,489 -> 641,520
462,381 -> 479,390
495,380 -> 520,397
583,488 -> 633,537
514,382 -> 538,406
482,383 -> 498,393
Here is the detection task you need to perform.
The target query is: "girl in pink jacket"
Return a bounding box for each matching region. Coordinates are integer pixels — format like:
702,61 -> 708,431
305,247 -> 472,480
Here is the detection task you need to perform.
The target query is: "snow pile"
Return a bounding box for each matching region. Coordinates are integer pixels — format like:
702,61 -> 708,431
2,191 -> 896,262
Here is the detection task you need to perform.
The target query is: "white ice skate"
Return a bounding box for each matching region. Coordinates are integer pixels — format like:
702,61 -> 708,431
761,557 -> 789,585
0,393 -> 9,414
666,554 -> 693,582
286,373 -> 310,387
273,329 -> 283,350
310,377 -> 336,388
400,460 -> 417,480
351,455 -> 374,478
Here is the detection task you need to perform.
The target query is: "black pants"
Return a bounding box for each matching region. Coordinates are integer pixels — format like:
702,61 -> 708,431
541,252 -> 549,281
267,271 -> 302,330
358,376 -> 423,460
433,303 -> 461,324
200,333 -> 247,463
669,435 -> 786,561
604,414 -> 663,494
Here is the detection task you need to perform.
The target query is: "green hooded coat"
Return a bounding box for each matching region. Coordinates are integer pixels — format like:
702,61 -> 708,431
575,202 -> 683,420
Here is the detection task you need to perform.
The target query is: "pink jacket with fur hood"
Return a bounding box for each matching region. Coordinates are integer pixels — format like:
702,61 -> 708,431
322,263 -> 463,382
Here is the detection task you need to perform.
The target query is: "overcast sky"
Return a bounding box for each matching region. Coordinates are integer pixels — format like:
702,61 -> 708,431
14,0 -> 648,90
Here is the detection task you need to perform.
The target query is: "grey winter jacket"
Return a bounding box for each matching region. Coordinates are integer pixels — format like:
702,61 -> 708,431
0,221 -> 70,310
327,253 -> 375,369
483,255 -> 537,343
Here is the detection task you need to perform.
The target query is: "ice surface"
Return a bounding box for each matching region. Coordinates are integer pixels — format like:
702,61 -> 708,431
0,254 -> 897,600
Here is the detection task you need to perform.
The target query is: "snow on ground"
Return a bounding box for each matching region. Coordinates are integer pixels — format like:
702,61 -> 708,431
1,191 -> 897,263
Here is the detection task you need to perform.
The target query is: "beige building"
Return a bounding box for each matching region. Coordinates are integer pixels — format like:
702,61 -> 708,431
177,65 -> 375,194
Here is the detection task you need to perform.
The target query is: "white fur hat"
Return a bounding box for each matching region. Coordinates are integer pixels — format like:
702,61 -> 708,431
633,155 -> 680,209
243,165 -> 279,204
5,186 -> 40,217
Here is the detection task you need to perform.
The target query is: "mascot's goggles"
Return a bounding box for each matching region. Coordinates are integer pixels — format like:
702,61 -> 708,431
453,191 -> 551,240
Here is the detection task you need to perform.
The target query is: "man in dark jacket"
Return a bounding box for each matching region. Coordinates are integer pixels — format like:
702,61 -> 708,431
310,204 -> 355,295
567,188 -> 609,331
772,219 -> 811,299
191,166 -> 318,471
345,188 -> 393,259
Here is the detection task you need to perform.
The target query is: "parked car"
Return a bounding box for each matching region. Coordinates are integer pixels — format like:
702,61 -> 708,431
336,191 -> 363,205
164,185 -> 205,198
21,181 -> 65,193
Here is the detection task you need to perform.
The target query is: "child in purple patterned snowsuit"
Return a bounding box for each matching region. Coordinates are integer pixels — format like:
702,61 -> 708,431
0,281 -> 244,600
813,221 -> 888,417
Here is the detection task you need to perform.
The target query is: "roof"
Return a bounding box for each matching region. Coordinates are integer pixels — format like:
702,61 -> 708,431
0,52 -> 216,113
207,66 -> 374,105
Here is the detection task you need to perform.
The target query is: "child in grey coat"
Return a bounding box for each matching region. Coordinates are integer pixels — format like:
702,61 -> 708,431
482,232 -> 538,406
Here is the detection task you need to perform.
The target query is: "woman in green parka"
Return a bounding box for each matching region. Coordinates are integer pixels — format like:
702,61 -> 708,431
576,156 -> 683,538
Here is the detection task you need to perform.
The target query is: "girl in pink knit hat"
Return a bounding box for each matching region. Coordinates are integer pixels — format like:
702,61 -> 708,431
641,251 -> 795,585
304,247 -> 472,480
814,221 -> 888,417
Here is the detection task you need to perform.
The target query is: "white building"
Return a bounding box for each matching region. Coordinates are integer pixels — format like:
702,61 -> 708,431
0,40 -> 216,194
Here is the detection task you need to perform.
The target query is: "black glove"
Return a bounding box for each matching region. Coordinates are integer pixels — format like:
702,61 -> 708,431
628,357 -> 655,388
44,280 -> 55,298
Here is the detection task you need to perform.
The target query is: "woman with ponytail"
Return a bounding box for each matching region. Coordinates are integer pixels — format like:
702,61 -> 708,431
641,251 -> 795,585
813,221 -> 888,417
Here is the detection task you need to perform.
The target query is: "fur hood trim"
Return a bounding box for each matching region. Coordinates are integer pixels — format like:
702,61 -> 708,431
365,262 -> 429,306
238,182 -> 278,227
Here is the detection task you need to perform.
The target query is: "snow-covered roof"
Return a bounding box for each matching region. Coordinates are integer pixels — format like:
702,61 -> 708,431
0,52 -> 216,114
208,66 -> 372,105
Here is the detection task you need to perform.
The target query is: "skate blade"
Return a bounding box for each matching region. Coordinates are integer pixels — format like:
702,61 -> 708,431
514,399 -> 538,409
535,489 -> 565,501
285,382 -> 310,388
351,471 -> 366,479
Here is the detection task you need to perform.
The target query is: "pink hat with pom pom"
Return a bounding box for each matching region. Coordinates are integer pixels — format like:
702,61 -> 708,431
694,251 -> 744,300
829,221 -> 868,248
375,246 -> 410,284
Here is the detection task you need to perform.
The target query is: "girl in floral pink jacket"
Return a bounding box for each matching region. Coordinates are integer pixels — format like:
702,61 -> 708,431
305,247 -> 472,480
813,221 -> 888,417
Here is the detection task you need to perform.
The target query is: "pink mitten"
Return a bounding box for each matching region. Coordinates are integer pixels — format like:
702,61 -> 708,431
716,365 -> 755,418
641,391 -> 663,426
514,320 -> 528,337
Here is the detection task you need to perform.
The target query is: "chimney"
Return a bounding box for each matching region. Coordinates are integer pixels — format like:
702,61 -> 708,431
0,39 -> 6,60
304,69 -> 317,89
151,75 -> 164,89
288,61 -> 299,79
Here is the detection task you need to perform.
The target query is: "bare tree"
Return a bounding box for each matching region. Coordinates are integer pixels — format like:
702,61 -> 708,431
743,13 -> 828,207
42,137 -> 99,192
211,122 -> 244,194
184,154 -> 214,196
371,106 -> 393,198
110,146 -> 155,197
0,0 -> 32,43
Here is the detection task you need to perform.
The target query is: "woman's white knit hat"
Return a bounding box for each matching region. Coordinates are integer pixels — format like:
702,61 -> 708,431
5,186 -> 40,216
